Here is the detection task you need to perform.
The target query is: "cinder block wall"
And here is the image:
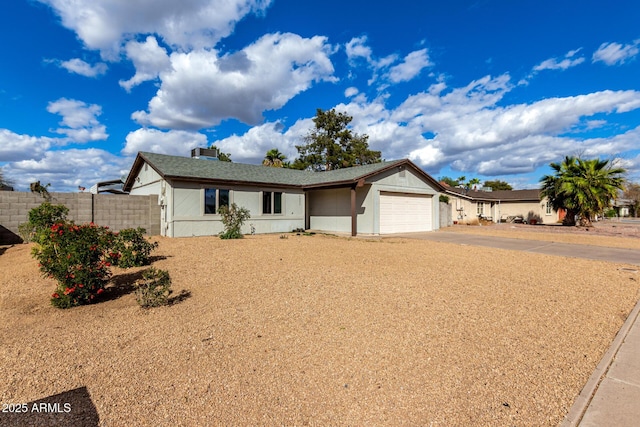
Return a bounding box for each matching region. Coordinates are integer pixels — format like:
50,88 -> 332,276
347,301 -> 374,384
0,192 -> 160,244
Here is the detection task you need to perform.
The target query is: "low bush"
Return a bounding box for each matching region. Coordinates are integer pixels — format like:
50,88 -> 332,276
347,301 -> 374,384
135,268 -> 172,308
106,227 -> 158,268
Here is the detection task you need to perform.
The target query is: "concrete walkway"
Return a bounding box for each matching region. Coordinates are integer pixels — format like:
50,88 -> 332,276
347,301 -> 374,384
386,231 -> 640,426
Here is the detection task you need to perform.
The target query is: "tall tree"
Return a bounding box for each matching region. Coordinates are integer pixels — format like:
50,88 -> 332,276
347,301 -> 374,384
540,156 -> 626,227
262,148 -> 287,167
484,180 -> 513,191
294,108 -> 381,171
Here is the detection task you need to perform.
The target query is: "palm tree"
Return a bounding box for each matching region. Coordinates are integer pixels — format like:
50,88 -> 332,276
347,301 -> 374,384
262,148 -> 287,167
540,156 -> 577,225
540,156 -> 626,227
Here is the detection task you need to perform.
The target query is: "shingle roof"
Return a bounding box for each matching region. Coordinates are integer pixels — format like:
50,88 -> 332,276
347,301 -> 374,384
123,152 -> 442,191
446,187 -> 542,201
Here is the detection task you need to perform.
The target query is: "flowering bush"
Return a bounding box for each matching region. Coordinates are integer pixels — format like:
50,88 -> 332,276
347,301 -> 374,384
33,222 -> 113,309
105,227 -> 158,268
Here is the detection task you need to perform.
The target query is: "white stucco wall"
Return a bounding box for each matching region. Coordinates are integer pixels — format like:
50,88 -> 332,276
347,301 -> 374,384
168,181 -> 305,237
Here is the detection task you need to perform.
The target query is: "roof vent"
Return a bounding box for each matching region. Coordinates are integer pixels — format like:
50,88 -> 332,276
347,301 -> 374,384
191,147 -> 219,160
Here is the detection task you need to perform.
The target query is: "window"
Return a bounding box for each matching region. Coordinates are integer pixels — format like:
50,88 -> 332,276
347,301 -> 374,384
263,191 -> 283,214
204,188 -> 230,214
546,200 -> 552,215
477,202 -> 484,216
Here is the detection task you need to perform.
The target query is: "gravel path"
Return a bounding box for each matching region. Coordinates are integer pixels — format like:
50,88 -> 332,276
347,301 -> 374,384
1,233 -> 639,426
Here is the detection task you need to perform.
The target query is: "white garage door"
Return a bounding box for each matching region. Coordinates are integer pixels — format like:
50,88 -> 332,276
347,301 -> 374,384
379,192 -> 432,234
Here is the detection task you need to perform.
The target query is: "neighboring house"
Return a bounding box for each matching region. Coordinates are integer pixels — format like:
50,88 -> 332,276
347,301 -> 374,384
613,198 -> 632,217
444,187 -> 562,224
123,150 -> 445,237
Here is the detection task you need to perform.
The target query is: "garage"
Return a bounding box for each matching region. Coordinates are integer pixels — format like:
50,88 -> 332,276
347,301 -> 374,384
379,192 -> 432,234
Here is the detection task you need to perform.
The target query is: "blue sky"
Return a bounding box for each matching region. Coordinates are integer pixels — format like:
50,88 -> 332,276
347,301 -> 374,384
1,0 -> 640,191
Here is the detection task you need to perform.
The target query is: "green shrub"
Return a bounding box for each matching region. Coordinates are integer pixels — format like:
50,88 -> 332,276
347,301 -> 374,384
33,222 -> 113,308
604,208 -> 618,218
106,227 -> 158,268
19,202 -> 69,243
218,203 -> 250,239
135,268 -> 172,308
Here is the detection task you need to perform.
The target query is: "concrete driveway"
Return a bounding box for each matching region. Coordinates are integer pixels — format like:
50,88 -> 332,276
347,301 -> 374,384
386,231 -> 640,266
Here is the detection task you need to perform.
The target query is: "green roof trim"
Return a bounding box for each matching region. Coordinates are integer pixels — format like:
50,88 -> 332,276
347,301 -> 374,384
123,152 -> 444,192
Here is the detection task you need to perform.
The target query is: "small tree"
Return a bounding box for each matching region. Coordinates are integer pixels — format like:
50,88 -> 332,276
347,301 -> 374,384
218,203 -> 251,239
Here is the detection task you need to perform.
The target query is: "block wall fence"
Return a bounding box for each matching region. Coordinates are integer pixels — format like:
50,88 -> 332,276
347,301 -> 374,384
0,192 -> 161,245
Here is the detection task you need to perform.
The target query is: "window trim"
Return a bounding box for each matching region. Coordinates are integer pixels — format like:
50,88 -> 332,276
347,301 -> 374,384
477,202 -> 484,216
545,200 -> 553,215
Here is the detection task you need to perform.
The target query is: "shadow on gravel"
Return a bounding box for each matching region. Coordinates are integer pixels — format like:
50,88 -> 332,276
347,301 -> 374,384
149,254 -> 170,263
0,386 -> 99,427
101,269 -> 146,302
168,289 -> 191,306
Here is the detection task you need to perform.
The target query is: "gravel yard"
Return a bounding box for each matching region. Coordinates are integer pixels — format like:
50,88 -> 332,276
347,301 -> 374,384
1,231 -> 639,426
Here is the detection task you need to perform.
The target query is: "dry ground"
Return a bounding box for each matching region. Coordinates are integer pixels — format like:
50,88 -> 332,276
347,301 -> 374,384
1,232 -> 640,426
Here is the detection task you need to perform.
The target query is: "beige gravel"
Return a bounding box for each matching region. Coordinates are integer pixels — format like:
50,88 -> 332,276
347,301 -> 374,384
1,233 -> 640,426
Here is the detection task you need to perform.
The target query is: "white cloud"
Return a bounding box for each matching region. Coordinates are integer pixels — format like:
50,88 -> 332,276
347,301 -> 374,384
122,128 -> 208,156
5,148 -> 130,192
119,36 -> 172,91
0,129 -> 54,162
46,98 -> 108,143
533,48 -> 585,71
212,74 -> 640,178
593,40 -> 640,65
132,33 -> 336,129
345,36 -> 373,63
345,37 -> 432,86
38,0 -> 273,57
344,87 -> 359,98
58,58 -> 108,77
211,120 -> 308,164
387,49 -> 432,83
